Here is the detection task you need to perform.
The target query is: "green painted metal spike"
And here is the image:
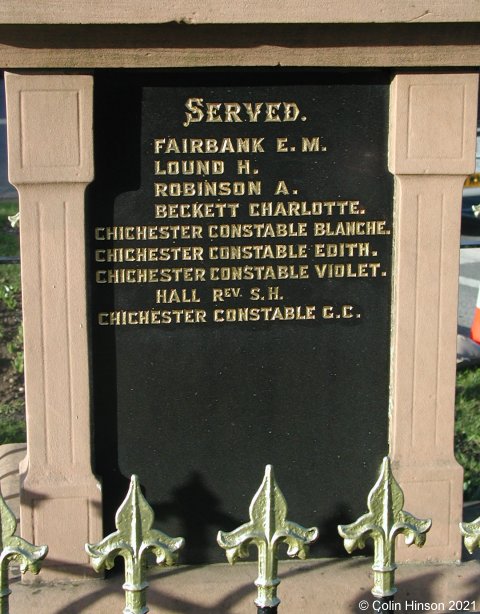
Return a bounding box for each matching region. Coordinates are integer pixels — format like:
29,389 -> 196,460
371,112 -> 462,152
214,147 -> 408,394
0,489 -> 48,614
86,475 -> 184,614
217,464 -> 318,609
460,516 -> 480,554
338,457 -> 431,598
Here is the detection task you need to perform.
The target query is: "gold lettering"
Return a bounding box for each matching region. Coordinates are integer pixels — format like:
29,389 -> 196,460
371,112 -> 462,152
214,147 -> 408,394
301,137 -> 325,152
98,309 -> 207,325
154,202 -> 239,219
265,102 -> 281,121
206,102 -> 223,122
283,103 -> 300,121
94,225 -> 203,240
182,100 -> 302,126
224,102 -> 242,122
208,264 -> 309,281
154,159 -> 224,176
213,305 -> 315,322
314,221 -> 389,236
207,222 -> 307,239
314,242 -> 370,257
314,263 -> 382,278
156,288 -> 201,304
183,98 -> 204,127
277,138 -> 288,152
209,244 -> 308,260
243,102 -> 263,122
94,246 -> 203,262
155,181 -> 261,198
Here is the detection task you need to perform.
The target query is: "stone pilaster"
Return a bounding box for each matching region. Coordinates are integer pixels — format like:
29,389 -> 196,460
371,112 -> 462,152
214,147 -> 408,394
389,73 -> 479,561
5,72 -> 102,577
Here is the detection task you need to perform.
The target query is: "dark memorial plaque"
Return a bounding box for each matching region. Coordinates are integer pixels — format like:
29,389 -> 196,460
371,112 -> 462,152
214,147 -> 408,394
88,71 -> 393,562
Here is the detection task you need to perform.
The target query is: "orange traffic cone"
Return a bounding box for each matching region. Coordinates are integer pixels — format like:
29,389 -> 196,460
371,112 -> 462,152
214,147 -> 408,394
470,285 -> 480,344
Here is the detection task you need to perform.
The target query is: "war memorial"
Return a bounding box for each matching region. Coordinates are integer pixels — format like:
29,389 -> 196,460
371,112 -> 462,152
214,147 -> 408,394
0,2 -> 478,611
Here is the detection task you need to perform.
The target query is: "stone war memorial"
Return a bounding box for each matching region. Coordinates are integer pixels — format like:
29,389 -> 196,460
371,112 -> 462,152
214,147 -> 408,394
0,2 -> 479,612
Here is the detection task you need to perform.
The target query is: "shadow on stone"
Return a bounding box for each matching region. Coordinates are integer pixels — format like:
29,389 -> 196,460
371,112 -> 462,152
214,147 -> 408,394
153,471 -> 241,564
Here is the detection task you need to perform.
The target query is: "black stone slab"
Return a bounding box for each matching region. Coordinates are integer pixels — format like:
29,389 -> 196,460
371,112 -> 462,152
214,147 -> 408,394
88,70 -> 393,563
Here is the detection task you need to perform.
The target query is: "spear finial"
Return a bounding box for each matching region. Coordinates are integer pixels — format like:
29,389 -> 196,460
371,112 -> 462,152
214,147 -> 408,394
218,465 -> 318,610
338,457 -> 431,598
0,488 -> 48,613
86,475 -> 184,614
460,515 -> 480,554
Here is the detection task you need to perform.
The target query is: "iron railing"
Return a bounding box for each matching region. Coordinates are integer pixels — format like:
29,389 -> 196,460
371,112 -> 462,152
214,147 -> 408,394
1,456 -> 478,613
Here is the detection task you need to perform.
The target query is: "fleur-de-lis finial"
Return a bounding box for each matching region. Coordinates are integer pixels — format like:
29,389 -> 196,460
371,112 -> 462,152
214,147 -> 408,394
338,457 -> 431,598
217,465 -> 318,610
460,515 -> 480,555
86,475 -> 184,614
0,488 -> 48,613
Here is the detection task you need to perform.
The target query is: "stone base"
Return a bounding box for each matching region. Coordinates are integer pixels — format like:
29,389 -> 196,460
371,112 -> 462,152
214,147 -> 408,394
10,559 -> 480,613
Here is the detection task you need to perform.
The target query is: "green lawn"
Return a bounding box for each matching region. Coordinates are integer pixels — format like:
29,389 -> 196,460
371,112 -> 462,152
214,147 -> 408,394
0,200 -> 24,444
0,201 -> 21,300
455,366 -> 480,500
0,401 -> 25,444
0,201 -> 19,256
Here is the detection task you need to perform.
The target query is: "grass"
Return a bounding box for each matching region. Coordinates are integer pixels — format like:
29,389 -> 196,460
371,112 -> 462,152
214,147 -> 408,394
0,202 -> 22,378
0,200 -> 24,445
455,367 -> 480,501
0,401 -> 25,444
0,201 -> 21,311
0,202 -> 20,257
0,419 -> 25,444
